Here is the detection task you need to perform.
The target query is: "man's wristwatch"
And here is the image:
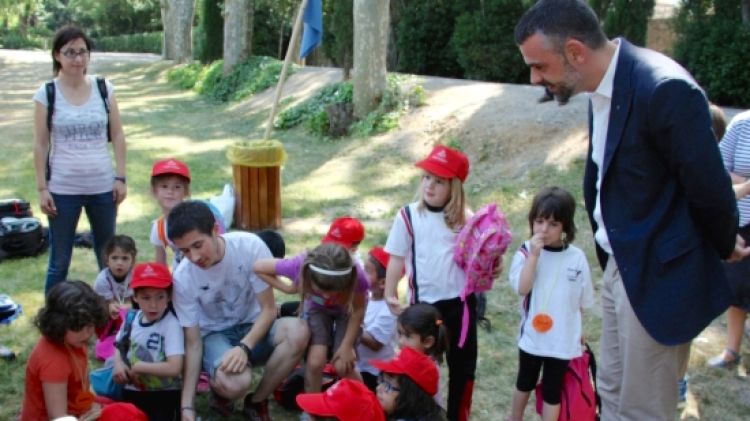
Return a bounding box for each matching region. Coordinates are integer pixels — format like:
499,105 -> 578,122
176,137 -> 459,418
114,176 -> 127,184
238,342 -> 253,361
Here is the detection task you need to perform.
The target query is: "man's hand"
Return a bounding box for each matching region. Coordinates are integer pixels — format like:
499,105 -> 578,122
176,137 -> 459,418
726,234 -> 750,262
218,346 -> 249,374
386,296 -> 403,316
331,346 -> 356,377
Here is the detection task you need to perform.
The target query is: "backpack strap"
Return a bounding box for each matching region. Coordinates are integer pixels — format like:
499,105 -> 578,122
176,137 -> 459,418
95,77 -> 112,143
400,205 -> 419,304
584,342 -> 601,416
115,310 -> 137,368
157,216 -> 169,247
45,81 -> 55,181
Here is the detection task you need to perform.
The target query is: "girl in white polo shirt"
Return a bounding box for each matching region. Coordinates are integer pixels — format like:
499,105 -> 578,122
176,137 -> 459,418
383,145 -> 475,421
507,187 -> 594,421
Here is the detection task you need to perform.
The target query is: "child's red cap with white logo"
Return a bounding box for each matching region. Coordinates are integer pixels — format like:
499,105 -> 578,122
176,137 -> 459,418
296,379 -> 385,421
130,262 -> 172,290
415,144 -> 469,182
151,158 -> 191,181
322,216 -> 365,249
371,346 -> 439,396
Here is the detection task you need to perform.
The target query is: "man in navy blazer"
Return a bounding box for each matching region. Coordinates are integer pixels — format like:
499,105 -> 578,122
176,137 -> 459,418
515,1 -> 748,419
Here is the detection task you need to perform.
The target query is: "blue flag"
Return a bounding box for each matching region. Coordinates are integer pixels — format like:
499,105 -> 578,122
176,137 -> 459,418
300,0 -> 323,59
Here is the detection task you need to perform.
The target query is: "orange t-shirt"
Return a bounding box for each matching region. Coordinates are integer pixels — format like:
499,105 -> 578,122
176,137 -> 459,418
20,336 -> 91,421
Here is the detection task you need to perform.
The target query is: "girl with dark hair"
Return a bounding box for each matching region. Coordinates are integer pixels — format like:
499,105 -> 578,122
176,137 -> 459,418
33,24 -> 128,294
396,303 -> 448,363
371,346 -> 447,421
507,186 -> 594,421
21,280 -> 108,421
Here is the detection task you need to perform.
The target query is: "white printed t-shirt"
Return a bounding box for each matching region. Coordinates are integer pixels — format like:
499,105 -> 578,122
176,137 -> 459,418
116,310 -> 184,391
356,298 -> 397,375
172,232 -> 272,336
32,75 -> 114,195
384,202 -> 464,303
93,268 -> 133,302
508,242 -> 594,360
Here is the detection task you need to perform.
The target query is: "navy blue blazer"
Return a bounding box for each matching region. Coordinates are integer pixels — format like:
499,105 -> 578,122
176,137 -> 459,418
583,39 -> 738,345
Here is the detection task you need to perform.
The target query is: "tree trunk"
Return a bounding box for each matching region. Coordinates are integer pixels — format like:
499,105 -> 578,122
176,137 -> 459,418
162,0 -> 195,63
352,0 -> 389,119
223,0 -> 255,75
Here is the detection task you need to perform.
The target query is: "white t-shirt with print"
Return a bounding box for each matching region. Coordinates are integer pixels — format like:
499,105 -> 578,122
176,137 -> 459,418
117,310 -> 184,391
384,202 -> 465,303
508,242 -> 594,360
172,232 -> 272,336
33,75 -> 114,195
356,298 -> 397,375
93,268 -> 133,302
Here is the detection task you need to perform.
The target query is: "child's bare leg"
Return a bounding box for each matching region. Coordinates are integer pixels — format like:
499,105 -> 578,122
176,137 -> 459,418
305,344 -> 328,392
541,401 -> 561,421
509,389 -> 530,421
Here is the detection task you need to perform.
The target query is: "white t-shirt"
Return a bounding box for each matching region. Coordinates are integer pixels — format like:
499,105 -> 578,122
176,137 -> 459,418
33,75 -> 114,195
172,232 -> 272,336
384,202 -> 465,303
116,310 -> 184,391
93,268 -> 133,302
150,217 -> 183,271
356,298 -> 397,375
508,242 -> 594,360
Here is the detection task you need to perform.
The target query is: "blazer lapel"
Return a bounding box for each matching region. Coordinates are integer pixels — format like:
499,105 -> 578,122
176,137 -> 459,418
601,39 -> 635,178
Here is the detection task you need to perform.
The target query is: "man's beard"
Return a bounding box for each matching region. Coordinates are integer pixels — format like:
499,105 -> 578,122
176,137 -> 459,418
538,84 -> 574,105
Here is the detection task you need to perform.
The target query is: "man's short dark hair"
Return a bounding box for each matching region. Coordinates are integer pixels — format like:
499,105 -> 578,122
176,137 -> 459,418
514,0 -> 607,52
167,201 -> 216,241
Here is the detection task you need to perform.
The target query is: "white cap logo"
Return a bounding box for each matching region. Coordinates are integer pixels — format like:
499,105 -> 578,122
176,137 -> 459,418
142,264 -> 158,278
432,149 -> 448,163
331,228 -> 342,238
164,160 -> 181,170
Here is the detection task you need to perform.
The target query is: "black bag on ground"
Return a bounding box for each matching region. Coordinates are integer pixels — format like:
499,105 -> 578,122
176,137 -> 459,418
0,217 -> 48,260
0,199 -> 32,219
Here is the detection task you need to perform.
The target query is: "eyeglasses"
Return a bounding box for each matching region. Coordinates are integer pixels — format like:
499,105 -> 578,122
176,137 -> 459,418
377,373 -> 401,393
61,49 -> 90,59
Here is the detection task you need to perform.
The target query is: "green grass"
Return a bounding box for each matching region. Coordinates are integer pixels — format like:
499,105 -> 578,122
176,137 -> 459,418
1,49 -> 749,420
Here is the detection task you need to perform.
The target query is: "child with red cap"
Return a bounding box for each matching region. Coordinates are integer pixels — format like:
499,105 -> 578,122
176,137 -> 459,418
371,346 -> 447,421
357,246 -> 398,391
384,144 -> 477,421
149,158 -> 225,272
296,378 -> 385,421
112,262 -> 184,421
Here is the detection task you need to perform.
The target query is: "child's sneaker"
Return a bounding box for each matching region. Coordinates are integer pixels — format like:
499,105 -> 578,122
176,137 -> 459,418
209,392 -> 235,417
677,374 -> 688,403
243,393 -> 272,421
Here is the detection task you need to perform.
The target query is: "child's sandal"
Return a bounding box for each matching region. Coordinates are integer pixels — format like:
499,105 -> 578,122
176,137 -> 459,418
707,348 -> 741,369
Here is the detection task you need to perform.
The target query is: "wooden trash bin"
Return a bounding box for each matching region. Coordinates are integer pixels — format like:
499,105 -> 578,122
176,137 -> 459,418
227,140 -> 287,231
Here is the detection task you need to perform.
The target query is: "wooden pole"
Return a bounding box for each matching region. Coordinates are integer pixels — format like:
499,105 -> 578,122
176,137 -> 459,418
264,0 -> 309,140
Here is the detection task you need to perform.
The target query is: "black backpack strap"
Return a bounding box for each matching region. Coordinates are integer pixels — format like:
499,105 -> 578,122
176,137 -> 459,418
584,342 -> 601,419
403,205 -> 419,304
45,81 -> 55,181
95,77 -> 112,142
115,309 -> 137,368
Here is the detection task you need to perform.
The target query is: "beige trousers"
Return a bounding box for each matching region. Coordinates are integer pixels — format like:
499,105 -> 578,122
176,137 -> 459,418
597,258 -> 690,421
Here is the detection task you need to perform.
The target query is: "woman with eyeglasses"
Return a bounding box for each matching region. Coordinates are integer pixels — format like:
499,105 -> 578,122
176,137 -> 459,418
32,25 -> 127,294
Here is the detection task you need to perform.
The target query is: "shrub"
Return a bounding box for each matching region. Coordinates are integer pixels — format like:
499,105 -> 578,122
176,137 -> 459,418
0,27 -> 47,49
166,56 -> 289,103
450,0 -> 528,83
94,32 -> 162,54
673,1 -> 750,107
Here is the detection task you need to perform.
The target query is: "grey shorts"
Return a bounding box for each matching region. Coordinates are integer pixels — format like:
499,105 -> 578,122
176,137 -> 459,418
202,321 -> 278,378
304,307 -> 360,351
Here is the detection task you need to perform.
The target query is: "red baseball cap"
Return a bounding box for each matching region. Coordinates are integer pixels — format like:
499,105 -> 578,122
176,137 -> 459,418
296,379 -> 385,421
322,217 -> 365,249
151,158 -> 191,181
130,262 -> 172,290
99,403 -> 148,421
415,145 -> 469,182
370,346 -> 439,396
369,246 -> 390,269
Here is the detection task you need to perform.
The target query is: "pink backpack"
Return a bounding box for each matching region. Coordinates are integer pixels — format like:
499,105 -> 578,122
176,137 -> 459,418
535,345 -> 600,421
453,203 -> 512,346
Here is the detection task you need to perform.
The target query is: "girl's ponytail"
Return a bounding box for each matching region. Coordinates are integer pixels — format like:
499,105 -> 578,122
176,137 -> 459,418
399,303 -> 449,362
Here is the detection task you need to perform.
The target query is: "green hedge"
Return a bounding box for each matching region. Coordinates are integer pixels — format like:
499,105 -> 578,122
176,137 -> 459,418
94,32 -> 162,54
0,28 -> 47,49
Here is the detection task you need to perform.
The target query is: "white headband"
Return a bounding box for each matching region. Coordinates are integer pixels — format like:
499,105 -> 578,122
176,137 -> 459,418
309,264 -> 353,277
